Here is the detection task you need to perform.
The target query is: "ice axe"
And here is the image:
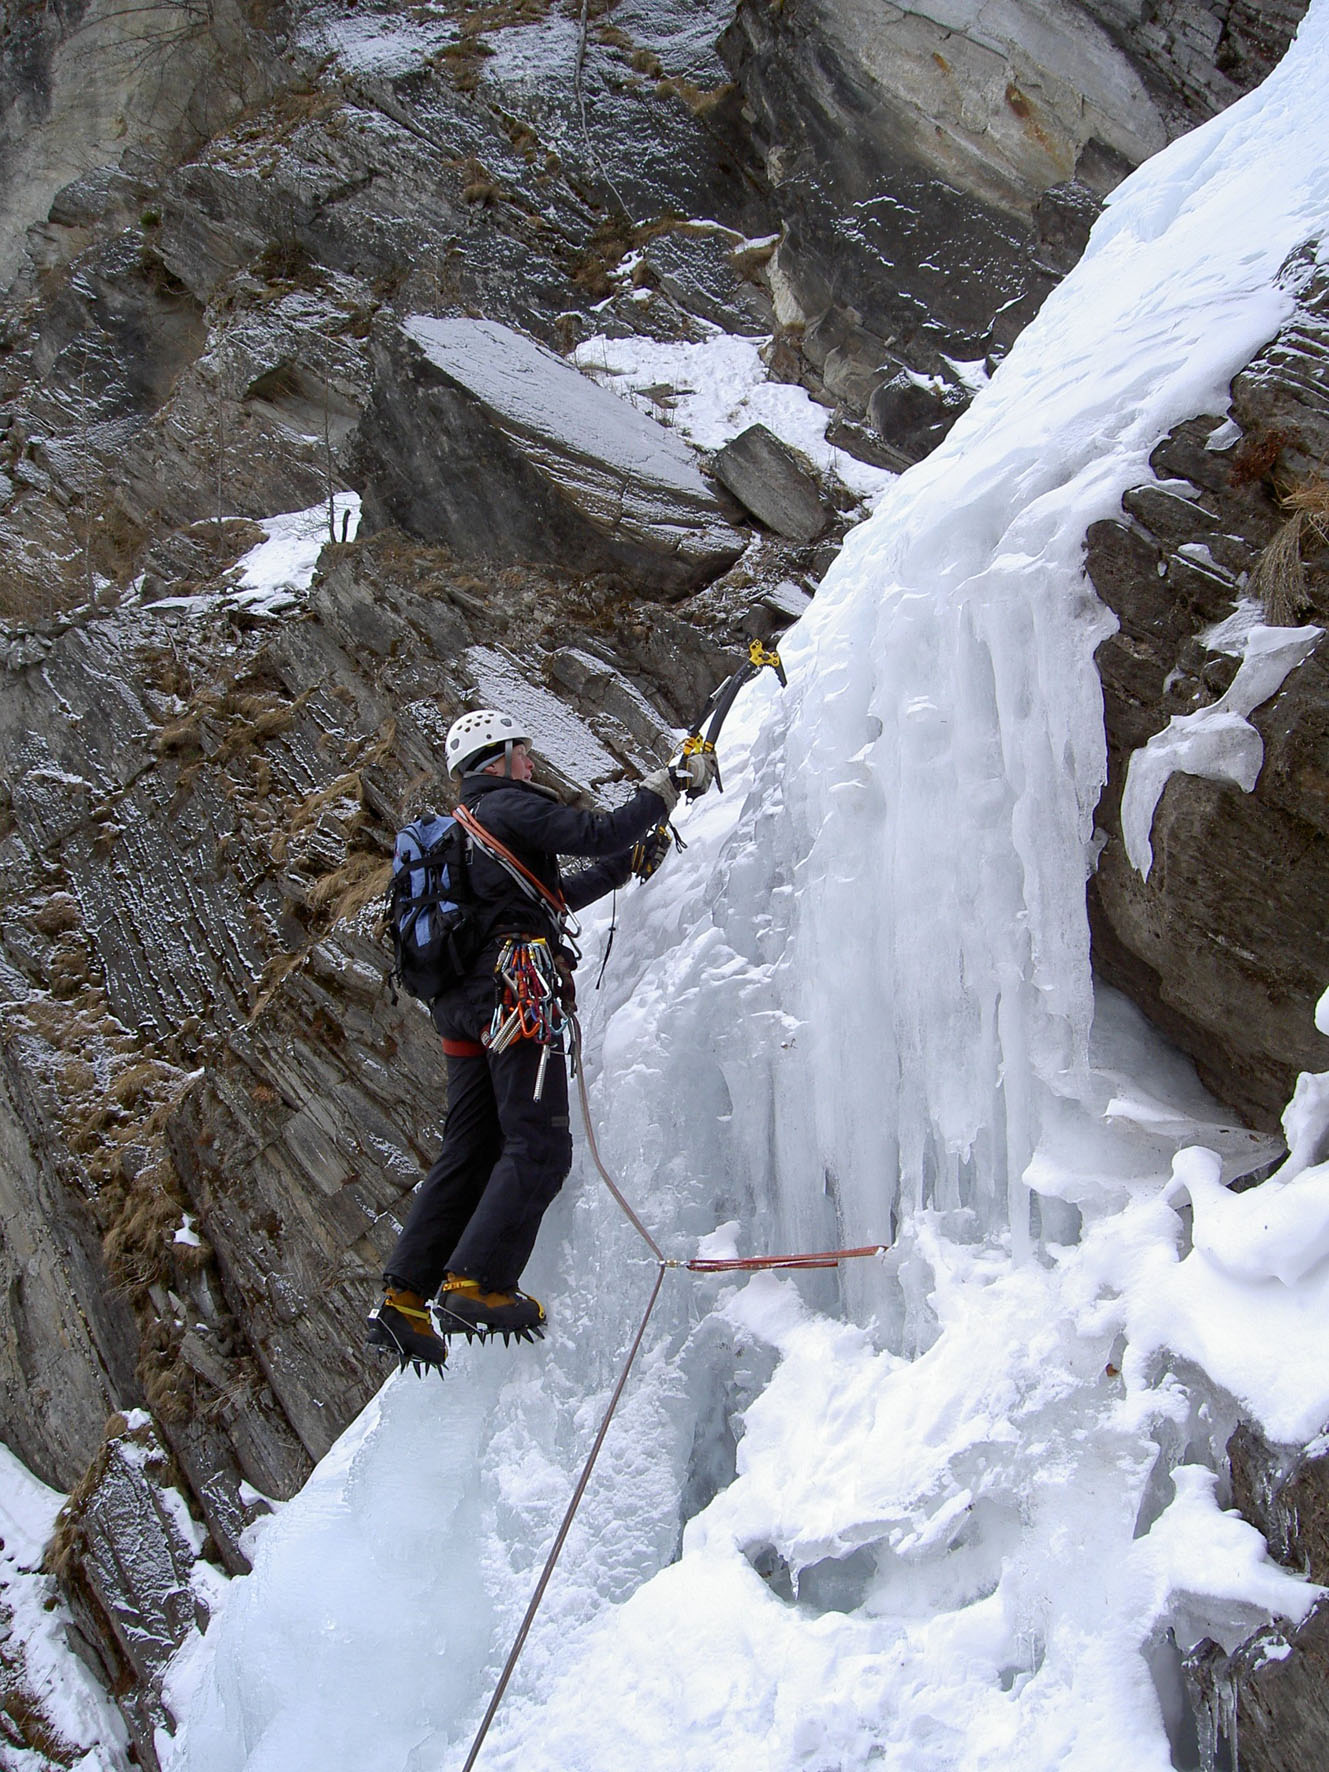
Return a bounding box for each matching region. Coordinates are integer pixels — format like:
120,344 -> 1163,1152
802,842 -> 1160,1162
631,639 -> 786,879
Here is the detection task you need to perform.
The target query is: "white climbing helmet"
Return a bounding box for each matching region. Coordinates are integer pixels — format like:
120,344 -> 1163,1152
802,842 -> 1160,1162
445,708 -> 531,775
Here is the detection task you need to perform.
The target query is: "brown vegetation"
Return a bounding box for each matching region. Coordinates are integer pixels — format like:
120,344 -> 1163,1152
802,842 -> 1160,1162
1251,475 -> 1329,624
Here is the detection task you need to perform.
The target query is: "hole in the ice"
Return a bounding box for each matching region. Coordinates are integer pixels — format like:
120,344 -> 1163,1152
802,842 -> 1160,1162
678,1385 -> 739,1530
1146,1629 -> 1203,1770
746,1543 -> 796,1602
794,1545 -> 878,1615
1029,1190 -> 1082,1246
997,1629 -> 1044,1691
678,1333 -> 778,1537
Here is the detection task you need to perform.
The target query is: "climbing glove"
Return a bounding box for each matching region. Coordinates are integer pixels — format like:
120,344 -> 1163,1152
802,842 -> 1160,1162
630,825 -> 672,881
642,765 -> 681,814
671,749 -> 718,798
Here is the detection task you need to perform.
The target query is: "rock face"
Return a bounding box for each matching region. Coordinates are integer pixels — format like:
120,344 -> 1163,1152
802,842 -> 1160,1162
0,0 -> 1321,1760
719,0 -> 1309,461
48,1412 -> 237,1769
355,317 -> 747,595
1182,1425 -> 1329,1772
1087,252 -> 1329,1126
711,424 -> 827,544
0,0 -> 273,291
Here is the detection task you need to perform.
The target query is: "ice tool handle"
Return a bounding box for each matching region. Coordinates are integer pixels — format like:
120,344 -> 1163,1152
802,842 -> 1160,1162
631,641 -> 786,883
676,638 -> 786,799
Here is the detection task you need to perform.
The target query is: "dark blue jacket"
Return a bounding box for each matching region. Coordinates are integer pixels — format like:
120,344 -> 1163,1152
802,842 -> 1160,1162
459,774 -> 668,950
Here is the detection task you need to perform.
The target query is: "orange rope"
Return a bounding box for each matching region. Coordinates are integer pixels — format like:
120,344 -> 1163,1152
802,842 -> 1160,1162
454,802 -> 569,918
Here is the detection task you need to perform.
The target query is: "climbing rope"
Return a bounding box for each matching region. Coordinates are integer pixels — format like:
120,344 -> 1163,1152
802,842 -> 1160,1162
460,1010 -> 889,1769
459,1264 -> 665,1772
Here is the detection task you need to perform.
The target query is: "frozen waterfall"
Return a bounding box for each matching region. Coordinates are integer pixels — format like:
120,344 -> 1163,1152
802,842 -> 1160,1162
167,7 -> 1329,1770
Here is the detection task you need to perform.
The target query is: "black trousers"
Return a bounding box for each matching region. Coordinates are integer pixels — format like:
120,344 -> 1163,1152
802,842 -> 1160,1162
385,967 -> 573,1296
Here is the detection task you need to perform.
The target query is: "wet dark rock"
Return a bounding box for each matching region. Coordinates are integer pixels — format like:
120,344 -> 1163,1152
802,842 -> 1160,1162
1180,1424 -> 1329,1772
1033,176 -> 1115,273
640,229 -> 775,336
711,423 -> 827,544
868,370 -> 972,466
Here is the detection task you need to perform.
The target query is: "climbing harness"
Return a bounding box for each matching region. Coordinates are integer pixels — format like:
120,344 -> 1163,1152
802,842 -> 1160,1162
486,936 -> 572,1101
461,1005 -> 888,1771
450,803 -> 582,1099
633,638 -> 787,880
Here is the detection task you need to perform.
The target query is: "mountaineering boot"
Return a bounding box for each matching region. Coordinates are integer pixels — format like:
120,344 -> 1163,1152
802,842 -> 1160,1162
435,1274 -> 546,1342
367,1286 -> 448,1372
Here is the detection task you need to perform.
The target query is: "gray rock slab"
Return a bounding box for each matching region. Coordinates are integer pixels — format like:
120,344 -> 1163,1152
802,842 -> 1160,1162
712,423 -> 827,543
353,317 -> 745,596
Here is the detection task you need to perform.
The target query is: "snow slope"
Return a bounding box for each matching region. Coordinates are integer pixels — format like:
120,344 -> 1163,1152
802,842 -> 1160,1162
168,7 -> 1329,1769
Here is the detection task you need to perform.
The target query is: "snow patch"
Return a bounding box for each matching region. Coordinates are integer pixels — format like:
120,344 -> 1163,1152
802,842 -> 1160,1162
148,496 -> 361,619
572,328 -> 894,505
0,1442 -> 130,1766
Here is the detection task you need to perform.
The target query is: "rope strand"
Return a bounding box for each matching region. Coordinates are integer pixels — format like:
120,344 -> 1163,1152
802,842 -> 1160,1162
460,1011 -> 889,1766
460,1264 -> 666,1772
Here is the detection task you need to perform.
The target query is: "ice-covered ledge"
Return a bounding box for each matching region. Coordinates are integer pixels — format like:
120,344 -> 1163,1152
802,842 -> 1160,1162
1121,612 -> 1322,878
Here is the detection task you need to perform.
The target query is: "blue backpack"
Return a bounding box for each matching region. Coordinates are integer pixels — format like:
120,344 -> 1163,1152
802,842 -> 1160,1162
386,813 -> 479,1004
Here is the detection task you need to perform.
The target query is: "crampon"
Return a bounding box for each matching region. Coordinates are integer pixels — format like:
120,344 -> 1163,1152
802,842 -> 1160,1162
436,1277 -> 546,1345
366,1288 -> 449,1378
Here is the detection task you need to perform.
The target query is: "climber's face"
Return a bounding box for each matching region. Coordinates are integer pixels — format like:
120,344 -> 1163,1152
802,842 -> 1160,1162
508,741 -> 534,782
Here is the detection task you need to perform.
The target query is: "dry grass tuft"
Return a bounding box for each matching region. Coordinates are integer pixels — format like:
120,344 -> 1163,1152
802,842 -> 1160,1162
31,893 -> 81,939
653,75 -> 735,116
308,851 -> 392,921
1227,425 -> 1289,489
1251,476 -> 1329,625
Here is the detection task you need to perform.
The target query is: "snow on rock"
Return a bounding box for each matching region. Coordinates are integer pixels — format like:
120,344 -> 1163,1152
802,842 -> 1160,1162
296,5 -> 460,77
0,1442 -> 131,1770
147,496 -> 361,618
403,320 -> 712,502
167,9 -> 1329,1772
462,646 -> 622,787
572,327 -> 894,505
230,495 -> 362,613
1122,618 -> 1322,877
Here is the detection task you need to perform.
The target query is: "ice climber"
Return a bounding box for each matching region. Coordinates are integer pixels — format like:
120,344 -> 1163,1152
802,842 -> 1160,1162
369,707 -> 715,1369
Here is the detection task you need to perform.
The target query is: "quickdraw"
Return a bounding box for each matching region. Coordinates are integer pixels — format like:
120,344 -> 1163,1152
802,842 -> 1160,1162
486,936 -> 572,1101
